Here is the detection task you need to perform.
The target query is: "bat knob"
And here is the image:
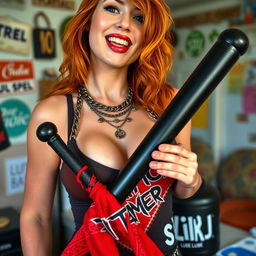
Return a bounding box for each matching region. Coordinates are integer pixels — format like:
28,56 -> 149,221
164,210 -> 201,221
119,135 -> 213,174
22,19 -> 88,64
37,122 -> 58,142
219,28 -> 249,55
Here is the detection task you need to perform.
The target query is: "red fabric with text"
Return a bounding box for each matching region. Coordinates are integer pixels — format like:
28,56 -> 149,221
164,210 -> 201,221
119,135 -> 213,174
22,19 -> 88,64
61,174 -> 165,256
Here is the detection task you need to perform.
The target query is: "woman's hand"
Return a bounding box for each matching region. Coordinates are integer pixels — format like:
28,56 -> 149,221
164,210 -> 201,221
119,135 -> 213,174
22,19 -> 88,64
149,143 -> 201,198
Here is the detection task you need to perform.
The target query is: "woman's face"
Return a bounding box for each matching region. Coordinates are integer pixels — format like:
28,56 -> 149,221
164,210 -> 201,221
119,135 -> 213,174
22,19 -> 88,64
89,0 -> 144,69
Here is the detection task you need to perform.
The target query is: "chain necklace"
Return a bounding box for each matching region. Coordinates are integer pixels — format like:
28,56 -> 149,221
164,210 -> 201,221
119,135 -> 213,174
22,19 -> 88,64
146,107 -> 159,121
79,86 -> 136,139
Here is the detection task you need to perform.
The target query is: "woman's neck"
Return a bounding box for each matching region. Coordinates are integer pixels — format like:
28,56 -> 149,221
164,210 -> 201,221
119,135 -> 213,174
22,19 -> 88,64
87,65 -> 129,104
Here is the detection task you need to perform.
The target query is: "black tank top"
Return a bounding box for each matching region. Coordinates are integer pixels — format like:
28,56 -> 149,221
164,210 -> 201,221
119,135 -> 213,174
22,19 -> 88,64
60,94 -> 178,255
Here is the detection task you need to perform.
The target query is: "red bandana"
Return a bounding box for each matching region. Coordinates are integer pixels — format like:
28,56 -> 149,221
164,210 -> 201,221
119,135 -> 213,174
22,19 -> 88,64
61,168 -> 173,256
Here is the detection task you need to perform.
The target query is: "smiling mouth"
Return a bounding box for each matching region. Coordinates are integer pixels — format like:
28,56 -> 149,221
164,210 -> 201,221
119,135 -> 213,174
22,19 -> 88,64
105,34 -> 132,53
107,36 -> 130,47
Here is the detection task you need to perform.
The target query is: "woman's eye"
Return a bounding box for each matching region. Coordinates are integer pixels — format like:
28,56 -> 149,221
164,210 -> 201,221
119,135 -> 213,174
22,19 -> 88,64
134,14 -> 144,24
104,5 -> 119,14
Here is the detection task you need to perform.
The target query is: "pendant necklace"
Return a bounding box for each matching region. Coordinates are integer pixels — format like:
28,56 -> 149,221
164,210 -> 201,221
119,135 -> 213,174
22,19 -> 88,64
79,86 -> 136,139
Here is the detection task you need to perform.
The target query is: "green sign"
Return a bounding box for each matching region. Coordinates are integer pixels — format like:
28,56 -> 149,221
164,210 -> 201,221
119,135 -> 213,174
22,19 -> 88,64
0,99 -> 30,137
209,29 -> 219,42
185,30 -> 205,57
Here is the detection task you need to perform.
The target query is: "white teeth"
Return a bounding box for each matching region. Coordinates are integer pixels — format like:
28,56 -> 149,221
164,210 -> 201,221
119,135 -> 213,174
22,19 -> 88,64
107,37 -> 129,47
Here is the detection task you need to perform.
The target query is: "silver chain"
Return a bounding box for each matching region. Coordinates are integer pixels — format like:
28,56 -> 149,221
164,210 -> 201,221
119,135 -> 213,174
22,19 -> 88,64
146,107 -> 159,121
79,86 -> 135,139
70,86 -> 159,140
79,86 -> 133,112
70,91 -> 83,140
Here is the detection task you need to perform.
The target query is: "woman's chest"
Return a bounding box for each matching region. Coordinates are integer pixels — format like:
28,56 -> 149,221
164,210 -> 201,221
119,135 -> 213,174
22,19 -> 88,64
75,107 -> 155,170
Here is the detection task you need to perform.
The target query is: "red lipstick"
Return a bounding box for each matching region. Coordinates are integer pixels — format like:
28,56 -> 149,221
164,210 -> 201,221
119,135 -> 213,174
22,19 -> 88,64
105,33 -> 132,54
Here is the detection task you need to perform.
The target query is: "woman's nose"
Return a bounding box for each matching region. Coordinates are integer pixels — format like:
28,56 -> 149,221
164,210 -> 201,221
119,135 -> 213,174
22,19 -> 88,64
116,13 -> 131,30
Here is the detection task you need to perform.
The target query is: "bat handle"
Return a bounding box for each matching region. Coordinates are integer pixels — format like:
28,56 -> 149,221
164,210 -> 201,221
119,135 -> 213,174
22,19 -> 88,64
36,122 -> 91,186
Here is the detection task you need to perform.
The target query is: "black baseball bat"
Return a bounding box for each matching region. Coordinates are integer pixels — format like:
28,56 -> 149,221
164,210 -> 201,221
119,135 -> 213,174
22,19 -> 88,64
109,28 -> 249,203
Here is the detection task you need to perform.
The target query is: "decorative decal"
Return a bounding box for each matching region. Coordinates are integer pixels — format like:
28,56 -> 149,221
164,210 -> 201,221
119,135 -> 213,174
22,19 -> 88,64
185,30 -> 205,58
208,29 -> 219,43
0,99 -> 30,138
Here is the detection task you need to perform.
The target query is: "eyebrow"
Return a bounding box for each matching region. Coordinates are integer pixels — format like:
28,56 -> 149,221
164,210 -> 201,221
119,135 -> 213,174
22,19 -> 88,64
103,0 -> 140,10
115,0 -> 124,4
103,0 -> 124,4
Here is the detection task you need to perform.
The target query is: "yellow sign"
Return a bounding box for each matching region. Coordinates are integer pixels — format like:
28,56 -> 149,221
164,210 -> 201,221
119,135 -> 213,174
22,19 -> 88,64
192,99 -> 209,129
228,61 -> 249,93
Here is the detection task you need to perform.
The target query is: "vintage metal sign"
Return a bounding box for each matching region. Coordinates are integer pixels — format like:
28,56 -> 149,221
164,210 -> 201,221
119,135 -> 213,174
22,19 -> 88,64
33,12 -> 56,59
0,17 -> 31,55
32,0 -> 75,10
0,60 -> 36,96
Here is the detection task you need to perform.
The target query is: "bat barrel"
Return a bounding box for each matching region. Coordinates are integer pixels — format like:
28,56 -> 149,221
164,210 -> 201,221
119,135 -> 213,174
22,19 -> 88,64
110,28 -> 249,203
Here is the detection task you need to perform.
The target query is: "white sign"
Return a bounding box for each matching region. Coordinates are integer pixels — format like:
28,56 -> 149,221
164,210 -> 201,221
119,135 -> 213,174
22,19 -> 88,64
5,156 -> 27,195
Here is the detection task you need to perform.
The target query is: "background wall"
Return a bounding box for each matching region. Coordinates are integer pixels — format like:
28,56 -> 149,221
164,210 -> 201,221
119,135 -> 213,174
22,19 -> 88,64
170,0 -> 256,165
0,0 -> 81,212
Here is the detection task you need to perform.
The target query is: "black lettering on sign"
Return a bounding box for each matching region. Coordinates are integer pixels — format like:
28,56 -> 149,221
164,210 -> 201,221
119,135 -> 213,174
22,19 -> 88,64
0,84 -> 11,94
0,24 -> 27,42
12,81 -> 33,92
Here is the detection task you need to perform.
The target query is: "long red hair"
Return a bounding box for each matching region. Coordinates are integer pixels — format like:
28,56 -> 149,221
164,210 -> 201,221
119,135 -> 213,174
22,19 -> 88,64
46,0 -> 175,115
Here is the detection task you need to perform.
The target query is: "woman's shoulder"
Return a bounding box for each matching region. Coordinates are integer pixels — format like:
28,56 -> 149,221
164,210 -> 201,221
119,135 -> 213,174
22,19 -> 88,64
29,95 -> 68,130
34,94 -> 66,115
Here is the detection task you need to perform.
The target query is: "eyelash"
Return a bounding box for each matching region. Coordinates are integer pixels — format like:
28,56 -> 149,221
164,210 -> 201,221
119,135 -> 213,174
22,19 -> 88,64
104,5 -> 144,24
104,5 -> 119,14
134,15 -> 144,24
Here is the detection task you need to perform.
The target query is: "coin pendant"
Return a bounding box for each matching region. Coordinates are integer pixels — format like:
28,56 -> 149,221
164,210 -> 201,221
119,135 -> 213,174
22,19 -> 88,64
115,129 -> 126,139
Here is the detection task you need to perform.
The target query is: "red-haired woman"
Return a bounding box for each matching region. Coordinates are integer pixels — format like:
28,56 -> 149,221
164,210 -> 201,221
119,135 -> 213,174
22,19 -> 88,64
20,0 -> 201,255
